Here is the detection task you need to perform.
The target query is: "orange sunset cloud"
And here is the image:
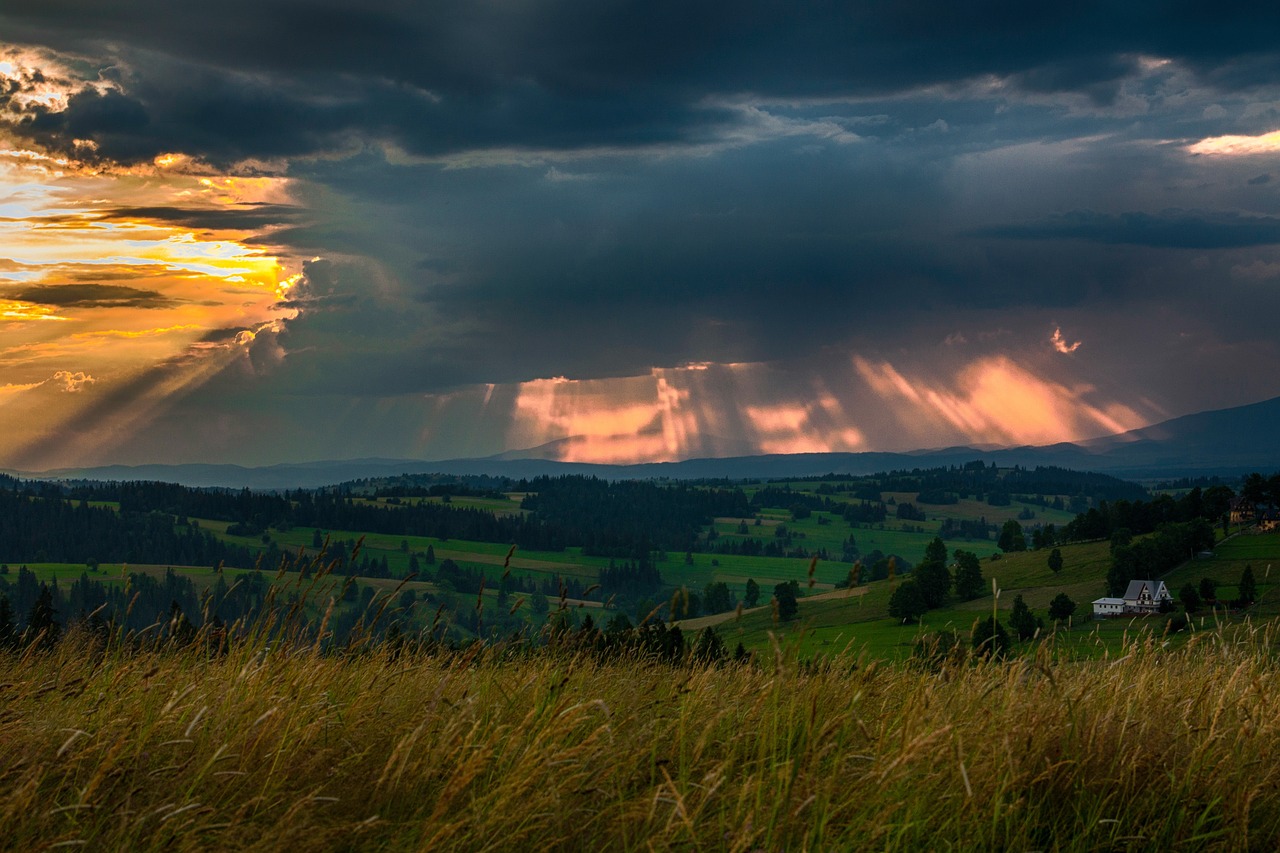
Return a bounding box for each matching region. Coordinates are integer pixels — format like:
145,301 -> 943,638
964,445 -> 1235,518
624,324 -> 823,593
0,134 -> 304,465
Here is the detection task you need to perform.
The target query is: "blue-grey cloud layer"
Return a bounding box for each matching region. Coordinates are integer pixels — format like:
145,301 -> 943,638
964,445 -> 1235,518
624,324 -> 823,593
4,1 -> 1280,464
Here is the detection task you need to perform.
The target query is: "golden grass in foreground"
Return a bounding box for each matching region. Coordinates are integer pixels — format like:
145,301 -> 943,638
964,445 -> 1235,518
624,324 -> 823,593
2,629 -> 1279,851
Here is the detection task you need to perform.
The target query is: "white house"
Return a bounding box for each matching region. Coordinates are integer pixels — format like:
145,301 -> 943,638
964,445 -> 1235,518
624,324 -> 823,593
1122,580 -> 1173,613
1091,597 -> 1125,618
1092,580 -> 1173,618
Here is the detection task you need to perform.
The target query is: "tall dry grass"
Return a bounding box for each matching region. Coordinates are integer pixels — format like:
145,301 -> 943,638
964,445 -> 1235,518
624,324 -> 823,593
2,625 -> 1279,851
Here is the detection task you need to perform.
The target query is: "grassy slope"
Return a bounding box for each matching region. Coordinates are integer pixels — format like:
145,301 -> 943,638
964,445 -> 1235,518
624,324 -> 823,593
12,484 -> 1276,657
3,627 -> 1280,851
16,526 -> 1280,658
697,532 -> 1280,660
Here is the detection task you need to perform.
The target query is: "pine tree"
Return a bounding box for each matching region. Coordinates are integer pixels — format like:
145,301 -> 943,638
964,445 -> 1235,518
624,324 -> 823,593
952,549 -> 984,601
26,583 -> 60,649
1199,577 -> 1218,603
1179,583 -> 1201,613
0,595 -> 15,650
972,616 -> 1009,659
1009,594 -> 1041,640
693,626 -> 726,663
1238,565 -> 1257,606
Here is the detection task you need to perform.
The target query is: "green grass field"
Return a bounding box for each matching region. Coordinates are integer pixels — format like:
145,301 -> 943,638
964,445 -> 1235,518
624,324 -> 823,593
15,517 -> 1278,660
4,620 -> 1280,850
690,531 -> 1280,660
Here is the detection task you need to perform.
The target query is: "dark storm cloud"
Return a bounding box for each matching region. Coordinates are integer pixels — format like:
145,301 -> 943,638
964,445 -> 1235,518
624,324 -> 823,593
979,210 -> 1280,249
263,142 -> 961,394
4,1 -> 1280,165
6,0 -> 1280,469
13,283 -> 180,309
104,204 -> 304,231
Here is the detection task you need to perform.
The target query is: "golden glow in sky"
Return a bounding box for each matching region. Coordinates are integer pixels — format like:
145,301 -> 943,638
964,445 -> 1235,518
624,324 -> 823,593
0,137 -> 302,467
854,355 -> 1145,448
1187,129 -> 1280,156
2,44 -> 1194,471
500,353 -> 1143,465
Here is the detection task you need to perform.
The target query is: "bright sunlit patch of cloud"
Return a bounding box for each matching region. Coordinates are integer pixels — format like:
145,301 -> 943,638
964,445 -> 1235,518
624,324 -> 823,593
855,354 -> 1145,447
51,370 -> 95,392
0,46 -> 117,117
1187,129 -> 1280,156
507,363 -> 869,464
1,299 -> 66,321
0,379 -> 43,403
0,106 -> 306,466
852,357 -> 922,404
72,324 -> 202,339
1051,327 -> 1082,354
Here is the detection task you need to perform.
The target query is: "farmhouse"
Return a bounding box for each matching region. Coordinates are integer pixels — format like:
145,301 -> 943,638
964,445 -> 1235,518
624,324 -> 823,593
1258,511 -> 1280,533
1092,579 -> 1173,618
1229,497 -> 1255,525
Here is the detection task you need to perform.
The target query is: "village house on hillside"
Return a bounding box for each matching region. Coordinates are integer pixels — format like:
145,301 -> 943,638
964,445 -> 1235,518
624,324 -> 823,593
1092,580 -> 1174,618
1229,497 -> 1255,525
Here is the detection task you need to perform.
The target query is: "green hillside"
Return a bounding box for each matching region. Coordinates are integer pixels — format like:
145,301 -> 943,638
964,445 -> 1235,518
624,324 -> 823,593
685,531 -> 1280,660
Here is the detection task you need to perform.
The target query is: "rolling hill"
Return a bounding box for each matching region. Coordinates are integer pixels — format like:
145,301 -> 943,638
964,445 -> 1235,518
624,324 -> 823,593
7,395 -> 1279,488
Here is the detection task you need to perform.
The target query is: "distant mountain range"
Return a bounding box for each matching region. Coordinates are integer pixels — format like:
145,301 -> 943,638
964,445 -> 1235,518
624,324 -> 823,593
8,395 -> 1280,490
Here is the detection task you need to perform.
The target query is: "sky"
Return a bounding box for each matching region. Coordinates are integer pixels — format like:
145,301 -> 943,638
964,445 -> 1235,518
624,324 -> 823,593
2,1 -> 1279,470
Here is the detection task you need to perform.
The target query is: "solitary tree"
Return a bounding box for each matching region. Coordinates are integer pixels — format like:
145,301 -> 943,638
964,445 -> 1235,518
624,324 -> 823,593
953,549 -> 984,601
1199,577 -> 1218,603
1179,583 -> 1201,613
1048,593 -> 1076,622
998,519 -> 1027,552
1238,565 -> 1258,606
1008,594 -> 1041,641
1047,548 -> 1064,574
744,578 -> 760,608
773,581 -> 799,621
888,580 -> 927,624
971,616 -> 1010,659
702,581 -> 735,615
914,558 -> 951,609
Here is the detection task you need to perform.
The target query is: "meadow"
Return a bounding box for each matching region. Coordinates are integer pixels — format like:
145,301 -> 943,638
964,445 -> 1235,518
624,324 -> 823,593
3,621 -> 1278,851
5,472 -> 1280,849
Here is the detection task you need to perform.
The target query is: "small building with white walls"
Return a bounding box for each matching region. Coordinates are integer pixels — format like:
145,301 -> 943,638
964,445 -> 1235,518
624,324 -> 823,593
1092,580 -> 1173,618
1091,597 -> 1125,618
